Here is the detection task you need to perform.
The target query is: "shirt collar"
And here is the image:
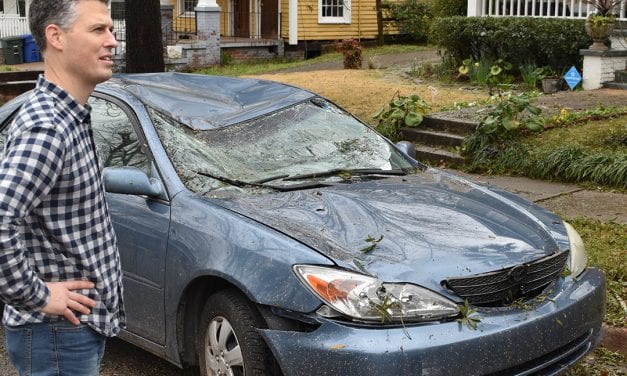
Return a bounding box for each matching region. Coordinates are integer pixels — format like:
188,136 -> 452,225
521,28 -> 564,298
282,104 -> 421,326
36,75 -> 92,122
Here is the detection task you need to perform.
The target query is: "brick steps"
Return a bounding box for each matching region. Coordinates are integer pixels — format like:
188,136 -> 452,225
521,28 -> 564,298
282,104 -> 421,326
401,110 -> 478,167
602,70 -> 627,90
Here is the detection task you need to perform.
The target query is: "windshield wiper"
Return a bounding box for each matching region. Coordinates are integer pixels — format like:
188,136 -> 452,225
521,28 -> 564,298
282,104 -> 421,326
283,168 -> 407,181
196,170 -> 278,190
196,171 -> 335,192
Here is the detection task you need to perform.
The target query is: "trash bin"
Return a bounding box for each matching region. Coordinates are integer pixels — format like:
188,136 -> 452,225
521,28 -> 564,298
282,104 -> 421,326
1,36 -> 24,65
22,35 -> 41,63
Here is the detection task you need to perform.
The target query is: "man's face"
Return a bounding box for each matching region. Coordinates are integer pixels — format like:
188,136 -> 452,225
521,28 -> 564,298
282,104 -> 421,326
62,0 -> 118,86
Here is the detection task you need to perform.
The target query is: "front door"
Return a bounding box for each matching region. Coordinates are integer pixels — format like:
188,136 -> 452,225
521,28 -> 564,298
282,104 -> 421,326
234,0 -> 250,37
260,0 -> 278,38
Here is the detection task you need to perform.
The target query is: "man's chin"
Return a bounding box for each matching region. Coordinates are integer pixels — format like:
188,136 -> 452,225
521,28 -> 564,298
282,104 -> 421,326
95,70 -> 114,84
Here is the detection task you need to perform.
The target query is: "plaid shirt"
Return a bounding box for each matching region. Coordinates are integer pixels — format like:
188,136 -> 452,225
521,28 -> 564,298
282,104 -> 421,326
0,76 -> 124,337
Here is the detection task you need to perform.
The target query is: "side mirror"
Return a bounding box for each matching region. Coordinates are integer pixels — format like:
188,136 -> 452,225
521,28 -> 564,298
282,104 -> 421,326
104,166 -> 164,198
395,141 -> 416,160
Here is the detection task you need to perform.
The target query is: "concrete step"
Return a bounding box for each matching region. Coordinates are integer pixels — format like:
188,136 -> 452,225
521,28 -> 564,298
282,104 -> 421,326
602,81 -> 627,90
400,128 -> 465,147
420,111 -> 477,136
414,145 -> 466,166
614,70 -> 627,83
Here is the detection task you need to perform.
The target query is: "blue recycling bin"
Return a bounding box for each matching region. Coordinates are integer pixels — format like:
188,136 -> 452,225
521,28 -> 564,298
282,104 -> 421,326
22,34 -> 41,63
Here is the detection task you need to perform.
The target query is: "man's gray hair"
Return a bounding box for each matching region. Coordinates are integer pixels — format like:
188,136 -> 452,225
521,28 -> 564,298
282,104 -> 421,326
29,0 -> 109,53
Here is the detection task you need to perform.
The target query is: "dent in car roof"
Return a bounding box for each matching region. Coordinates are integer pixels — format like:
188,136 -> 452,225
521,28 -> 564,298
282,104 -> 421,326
103,72 -> 315,130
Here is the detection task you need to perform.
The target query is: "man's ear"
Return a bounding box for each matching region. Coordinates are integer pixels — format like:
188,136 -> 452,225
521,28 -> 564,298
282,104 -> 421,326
44,24 -> 65,51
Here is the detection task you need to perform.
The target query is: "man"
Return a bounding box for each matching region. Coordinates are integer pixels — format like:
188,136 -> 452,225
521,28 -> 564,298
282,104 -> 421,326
0,1 -> 124,374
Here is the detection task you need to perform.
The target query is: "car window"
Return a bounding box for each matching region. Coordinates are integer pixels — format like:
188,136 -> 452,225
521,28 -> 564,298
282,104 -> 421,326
90,96 -> 151,175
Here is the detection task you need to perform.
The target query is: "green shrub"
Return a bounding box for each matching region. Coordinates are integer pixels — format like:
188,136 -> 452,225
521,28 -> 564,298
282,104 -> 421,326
387,0 -> 433,42
429,0 -> 466,17
429,17 -> 591,72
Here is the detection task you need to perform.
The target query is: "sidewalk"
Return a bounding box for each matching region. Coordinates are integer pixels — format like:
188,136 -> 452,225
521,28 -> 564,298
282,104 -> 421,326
456,172 -> 627,225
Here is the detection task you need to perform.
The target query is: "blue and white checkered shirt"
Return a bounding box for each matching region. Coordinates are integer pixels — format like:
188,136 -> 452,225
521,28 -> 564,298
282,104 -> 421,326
0,76 -> 124,337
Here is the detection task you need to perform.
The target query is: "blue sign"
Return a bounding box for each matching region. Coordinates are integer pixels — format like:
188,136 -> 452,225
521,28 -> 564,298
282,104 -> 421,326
564,66 -> 582,90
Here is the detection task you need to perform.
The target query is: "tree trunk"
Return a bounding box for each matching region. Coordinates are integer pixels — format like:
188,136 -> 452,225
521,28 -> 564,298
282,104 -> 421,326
125,0 -> 165,73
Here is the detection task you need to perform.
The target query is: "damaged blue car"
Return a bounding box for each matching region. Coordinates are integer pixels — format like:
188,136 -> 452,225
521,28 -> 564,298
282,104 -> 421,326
0,73 -> 605,376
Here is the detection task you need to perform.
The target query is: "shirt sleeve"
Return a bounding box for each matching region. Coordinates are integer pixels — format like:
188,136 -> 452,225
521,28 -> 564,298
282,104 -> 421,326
0,122 -> 66,311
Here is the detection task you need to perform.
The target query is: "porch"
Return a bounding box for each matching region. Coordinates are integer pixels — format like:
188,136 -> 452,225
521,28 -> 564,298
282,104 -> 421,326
0,14 -> 28,39
467,0 -> 627,20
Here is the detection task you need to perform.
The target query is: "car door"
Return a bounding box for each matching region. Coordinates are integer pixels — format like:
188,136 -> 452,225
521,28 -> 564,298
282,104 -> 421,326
90,94 -> 170,345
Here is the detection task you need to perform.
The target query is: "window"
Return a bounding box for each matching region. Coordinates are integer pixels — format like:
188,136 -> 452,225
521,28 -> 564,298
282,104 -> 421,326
0,1 -> 25,15
179,0 -> 197,15
318,0 -> 351,24
90,97 -> 151,175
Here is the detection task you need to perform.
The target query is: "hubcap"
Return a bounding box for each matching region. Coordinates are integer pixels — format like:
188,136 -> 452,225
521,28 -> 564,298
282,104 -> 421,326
204,316 -> 245,376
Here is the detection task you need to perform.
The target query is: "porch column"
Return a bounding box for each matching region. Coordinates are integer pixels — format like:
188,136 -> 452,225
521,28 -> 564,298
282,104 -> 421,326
289,0 -> 297,45
194,1 -> 221,66
467,0 -> 483,16
160,1 -> 173,48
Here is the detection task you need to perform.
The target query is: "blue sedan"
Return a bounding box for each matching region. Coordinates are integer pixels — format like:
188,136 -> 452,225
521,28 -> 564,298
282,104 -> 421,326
0,73 -> 605,376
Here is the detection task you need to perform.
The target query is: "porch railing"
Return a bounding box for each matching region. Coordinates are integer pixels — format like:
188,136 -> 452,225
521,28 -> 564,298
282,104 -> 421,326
469,0 -> 627,20
0,14 -> 30,38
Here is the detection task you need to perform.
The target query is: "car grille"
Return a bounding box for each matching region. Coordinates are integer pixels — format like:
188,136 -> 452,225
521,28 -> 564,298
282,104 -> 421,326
443,250 -> 569,306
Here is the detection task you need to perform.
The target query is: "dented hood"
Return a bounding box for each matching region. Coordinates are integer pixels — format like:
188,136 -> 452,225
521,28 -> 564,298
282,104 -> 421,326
217,170 -> 570,296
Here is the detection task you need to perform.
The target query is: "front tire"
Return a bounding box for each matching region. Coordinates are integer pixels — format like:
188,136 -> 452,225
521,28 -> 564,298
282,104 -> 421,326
197,289 -> 280,376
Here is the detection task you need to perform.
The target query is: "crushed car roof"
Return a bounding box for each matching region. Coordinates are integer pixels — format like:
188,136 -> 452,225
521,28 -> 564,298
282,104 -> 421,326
103,72 -> 316,130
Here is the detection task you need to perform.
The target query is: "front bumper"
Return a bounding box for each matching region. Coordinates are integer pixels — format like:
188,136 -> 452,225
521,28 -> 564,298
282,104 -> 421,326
261,269 -> 605,376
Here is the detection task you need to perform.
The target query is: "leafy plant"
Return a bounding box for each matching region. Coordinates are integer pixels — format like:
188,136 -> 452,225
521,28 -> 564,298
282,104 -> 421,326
373,92 -> 431,141
519,63 -> 548,90
587,13 -> 616,26
585,0 -> 622,16
458,58 -> 513,94
336,39 -> 363,69
475,93 -> 544,139
456,300 -> 481,330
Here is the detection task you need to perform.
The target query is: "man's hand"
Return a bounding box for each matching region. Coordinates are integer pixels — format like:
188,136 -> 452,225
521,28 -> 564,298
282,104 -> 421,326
42,281 -> 97,325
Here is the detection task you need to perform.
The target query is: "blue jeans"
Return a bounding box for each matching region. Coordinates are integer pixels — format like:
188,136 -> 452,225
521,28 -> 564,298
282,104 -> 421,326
4,321 -> 106,376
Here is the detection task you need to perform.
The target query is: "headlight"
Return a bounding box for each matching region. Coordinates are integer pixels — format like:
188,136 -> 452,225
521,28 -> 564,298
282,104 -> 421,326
293,265 -> 459,323
564,221 -> 587,278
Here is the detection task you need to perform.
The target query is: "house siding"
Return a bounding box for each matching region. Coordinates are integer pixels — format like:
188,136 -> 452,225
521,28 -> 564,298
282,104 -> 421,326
280,0 -> 401,43
281,0 -> 380,41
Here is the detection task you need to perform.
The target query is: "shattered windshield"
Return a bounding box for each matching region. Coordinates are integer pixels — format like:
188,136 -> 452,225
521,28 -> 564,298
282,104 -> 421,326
151,98 -> 415,195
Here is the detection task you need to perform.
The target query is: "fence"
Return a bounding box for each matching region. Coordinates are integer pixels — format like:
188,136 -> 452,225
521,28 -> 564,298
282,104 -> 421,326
470,0 -> 627,20
0,14 -> 29,38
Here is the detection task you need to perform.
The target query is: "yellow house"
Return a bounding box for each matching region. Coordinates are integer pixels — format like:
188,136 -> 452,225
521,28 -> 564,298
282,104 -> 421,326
168,0 -> 395,46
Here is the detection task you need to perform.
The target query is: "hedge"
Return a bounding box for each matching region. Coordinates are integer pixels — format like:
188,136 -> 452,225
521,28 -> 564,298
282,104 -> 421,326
429,17 -> 592,72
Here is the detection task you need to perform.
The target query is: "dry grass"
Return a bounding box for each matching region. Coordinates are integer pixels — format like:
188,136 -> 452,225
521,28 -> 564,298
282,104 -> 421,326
247,69 -> 487,126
